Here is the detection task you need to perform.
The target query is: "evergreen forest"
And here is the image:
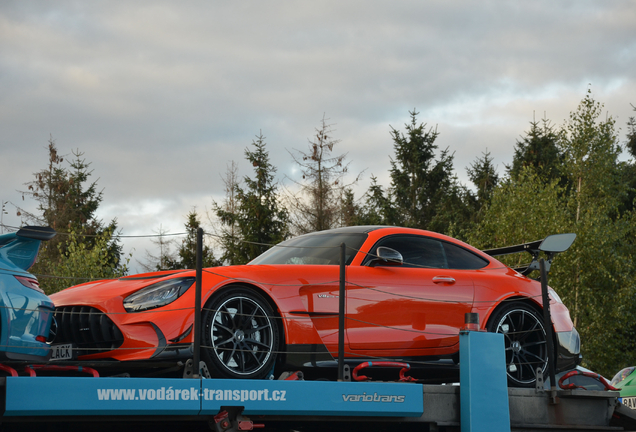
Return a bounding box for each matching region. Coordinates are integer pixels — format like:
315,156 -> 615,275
10,91 -> 636,378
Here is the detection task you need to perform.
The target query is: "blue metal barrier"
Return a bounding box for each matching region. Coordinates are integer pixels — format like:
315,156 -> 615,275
460,330 -> 511,432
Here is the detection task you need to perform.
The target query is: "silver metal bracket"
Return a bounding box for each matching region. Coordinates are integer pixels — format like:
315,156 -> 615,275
343,364 -> 351,382
183,359 -> 211,379
535,367 -> 544,392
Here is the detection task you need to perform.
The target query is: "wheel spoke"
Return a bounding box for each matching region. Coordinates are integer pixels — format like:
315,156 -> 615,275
214,323 -> 233,335
245,323 -> 271,335
245,337 -> 271,350
239,342 -> 247,373
521,340 -> 546,349
240,341 -> 263,364
520,348 -> 546,363
214,337 -> 234,347
221,341 -> 238,365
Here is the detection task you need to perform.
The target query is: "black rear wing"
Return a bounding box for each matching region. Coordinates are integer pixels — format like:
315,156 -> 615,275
482,233 -> 576,276
17,226 -> 56,241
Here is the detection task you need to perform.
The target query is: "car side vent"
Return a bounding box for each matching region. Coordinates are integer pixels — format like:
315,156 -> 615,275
53,306 -> 124,356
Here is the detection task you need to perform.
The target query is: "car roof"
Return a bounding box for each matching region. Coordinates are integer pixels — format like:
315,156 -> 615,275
302,225 -> 393,235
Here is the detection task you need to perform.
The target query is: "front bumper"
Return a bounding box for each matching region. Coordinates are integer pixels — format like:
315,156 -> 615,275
556,327 -> 582,372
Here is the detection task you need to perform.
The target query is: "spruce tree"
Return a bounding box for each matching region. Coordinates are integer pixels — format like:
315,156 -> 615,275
165,210 -> 220,269
387,110 -> 462,232
508,117 -> 562,182
467,149 -> 499,216
216,133 -> 288,264
20,138 -> 125,292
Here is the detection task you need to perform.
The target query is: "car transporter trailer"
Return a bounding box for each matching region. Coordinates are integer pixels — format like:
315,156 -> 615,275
4,324 -> 636,431
3,230 -> 636,432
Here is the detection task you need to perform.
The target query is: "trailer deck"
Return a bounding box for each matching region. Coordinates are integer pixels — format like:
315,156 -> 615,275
2,330 -> 633,432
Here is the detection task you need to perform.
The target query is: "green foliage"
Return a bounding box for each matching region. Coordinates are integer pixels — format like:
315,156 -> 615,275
22,138 -> 125,292
164,210 -> 221,270
467,149 -> 499,216
355,175 -> 393,226
42,227 -> 130,295
620,104 -> 636,214
382,110 -> 470,234
508,118 -> 562,182
215,133 -> 288,264
627,107 -> 636,159
469,91 -> 636,377
467,168 -> 568,254
555,91 -> 634,375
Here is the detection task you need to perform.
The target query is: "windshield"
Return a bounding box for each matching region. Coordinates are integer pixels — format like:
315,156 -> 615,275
249,232 -> 368,265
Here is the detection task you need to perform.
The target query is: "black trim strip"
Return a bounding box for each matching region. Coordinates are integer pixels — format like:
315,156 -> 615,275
169,325 -> 193,343
289,311 -> 338,316
149,323 -> 167,358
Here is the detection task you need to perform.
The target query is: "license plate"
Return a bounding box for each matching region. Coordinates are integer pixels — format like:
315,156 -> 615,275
50,343 -> 73,360
621,397 -> 636,409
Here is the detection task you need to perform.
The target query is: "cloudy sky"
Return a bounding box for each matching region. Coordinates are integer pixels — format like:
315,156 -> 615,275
1,1 -> 635,272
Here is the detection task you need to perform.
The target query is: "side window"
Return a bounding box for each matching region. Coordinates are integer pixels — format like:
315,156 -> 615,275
365,235 -> 448,269
442,242 -> 489,269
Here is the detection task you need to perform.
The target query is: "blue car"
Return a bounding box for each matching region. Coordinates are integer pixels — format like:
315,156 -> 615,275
0,226 -> 55,361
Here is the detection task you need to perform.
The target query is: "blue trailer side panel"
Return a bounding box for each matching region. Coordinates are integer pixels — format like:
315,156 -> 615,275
4,377 -> 201,416
200,380 -> 424,417
4,377 -> 423,418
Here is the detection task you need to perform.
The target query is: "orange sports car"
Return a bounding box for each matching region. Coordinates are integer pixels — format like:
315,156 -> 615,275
49,226 -> 580,386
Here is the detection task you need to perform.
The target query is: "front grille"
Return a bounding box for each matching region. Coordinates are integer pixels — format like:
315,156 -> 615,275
53,306 -> 124,357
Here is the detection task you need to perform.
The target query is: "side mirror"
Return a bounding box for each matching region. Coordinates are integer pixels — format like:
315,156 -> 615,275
539,233 -> 576,253
367,247 -> 403,267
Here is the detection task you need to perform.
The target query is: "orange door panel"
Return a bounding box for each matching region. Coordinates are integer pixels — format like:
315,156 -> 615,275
344,266 -> 474,351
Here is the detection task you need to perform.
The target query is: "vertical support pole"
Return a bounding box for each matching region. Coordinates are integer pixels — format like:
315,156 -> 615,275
337,242 -> 346,381
540,258 -> 557,390
192,227 -> 203,379
460,313 -> 510,432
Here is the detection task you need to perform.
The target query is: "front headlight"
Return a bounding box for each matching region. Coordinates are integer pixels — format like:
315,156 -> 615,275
548,288 -> 563,304
123,277 -> 196,312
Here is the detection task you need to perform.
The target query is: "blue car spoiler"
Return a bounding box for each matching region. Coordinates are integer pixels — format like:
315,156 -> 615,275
0,226 -> 56,272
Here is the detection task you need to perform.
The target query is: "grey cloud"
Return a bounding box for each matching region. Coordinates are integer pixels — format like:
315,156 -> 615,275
1,1 -> 635,271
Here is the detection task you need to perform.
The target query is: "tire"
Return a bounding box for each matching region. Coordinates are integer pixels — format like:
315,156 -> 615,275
201,287 -> 279,379
486,302 -> 548,387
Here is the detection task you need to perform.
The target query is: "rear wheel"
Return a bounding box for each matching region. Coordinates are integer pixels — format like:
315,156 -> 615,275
201,287 -> 279,379
486,302 -> 548,387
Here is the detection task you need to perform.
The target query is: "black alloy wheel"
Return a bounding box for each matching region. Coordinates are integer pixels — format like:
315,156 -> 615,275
201,287 -> 279,379
487,302 -> 548,387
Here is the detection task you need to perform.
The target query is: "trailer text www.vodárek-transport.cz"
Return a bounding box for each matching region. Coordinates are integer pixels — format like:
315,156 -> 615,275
96,387 -> 287,402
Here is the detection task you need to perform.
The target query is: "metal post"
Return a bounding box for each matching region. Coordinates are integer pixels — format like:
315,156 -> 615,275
540,258 -> 557,390
192,227 -> 203,378
337,242 -> 346,381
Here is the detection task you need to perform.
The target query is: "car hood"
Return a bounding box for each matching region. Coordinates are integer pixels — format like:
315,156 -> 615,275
49,264 -> 341,308
50,270 -> 194,306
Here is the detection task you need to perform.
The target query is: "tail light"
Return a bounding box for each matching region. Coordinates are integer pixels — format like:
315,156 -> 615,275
14,275 -> 44,294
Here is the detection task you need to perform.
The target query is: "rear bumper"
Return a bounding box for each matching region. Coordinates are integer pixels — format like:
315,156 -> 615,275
0,283 -> 54,361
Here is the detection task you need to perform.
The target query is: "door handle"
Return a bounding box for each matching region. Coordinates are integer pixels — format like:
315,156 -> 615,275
433,276 -> 456,284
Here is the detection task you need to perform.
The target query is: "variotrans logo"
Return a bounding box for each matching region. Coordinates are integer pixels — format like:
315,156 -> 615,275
342,392 -> 405,403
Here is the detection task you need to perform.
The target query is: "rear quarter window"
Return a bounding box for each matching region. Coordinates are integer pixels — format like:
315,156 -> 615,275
443,242 -> 489,269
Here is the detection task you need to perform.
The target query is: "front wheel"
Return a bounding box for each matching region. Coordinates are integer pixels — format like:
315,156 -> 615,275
486,302 -> 548,387
201,287 -> 280,379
